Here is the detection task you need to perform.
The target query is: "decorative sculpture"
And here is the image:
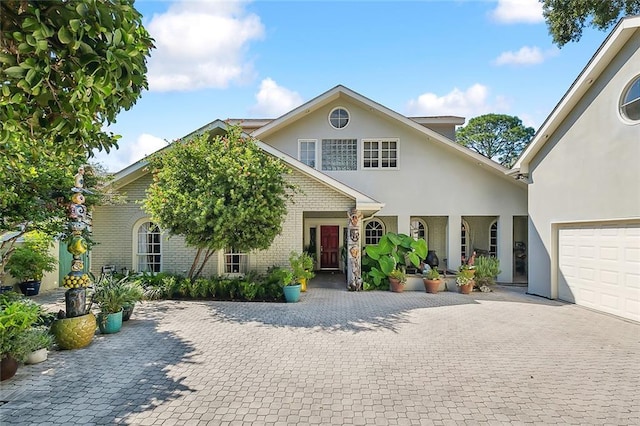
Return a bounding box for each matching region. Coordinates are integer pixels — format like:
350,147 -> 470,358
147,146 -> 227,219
51,166 -> 96,350
347,208 -> 363,291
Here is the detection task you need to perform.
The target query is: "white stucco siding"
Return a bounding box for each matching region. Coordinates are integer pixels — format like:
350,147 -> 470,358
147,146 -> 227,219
527,31 -> 640,298
262,98 -> 527,218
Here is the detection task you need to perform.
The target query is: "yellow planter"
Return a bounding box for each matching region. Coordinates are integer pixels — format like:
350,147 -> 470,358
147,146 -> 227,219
51,312 -> 96,350
299,277 -> 307,292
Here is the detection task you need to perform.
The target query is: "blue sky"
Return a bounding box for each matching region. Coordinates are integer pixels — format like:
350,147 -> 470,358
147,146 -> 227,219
94,0 -> 610,171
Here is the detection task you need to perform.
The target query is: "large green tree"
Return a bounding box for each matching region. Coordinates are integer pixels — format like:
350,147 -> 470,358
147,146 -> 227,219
143,125 -> 298,279
541,0 -> 640,46
455,114 -> 535,168
1,0 -> 152,280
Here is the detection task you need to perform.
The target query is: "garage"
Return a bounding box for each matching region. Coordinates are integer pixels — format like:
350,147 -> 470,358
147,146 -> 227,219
558,223 -> 640,322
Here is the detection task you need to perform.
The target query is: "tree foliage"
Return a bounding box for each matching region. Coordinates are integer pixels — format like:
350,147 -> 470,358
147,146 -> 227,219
1,0 -> 154,156
541,0 -> 640,46
0,0 -> 152,281
143,125 -> 297,279
455,114 -> 535,168
0,162 -> 113,282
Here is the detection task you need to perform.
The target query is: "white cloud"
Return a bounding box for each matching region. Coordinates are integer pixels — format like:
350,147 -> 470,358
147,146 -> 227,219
491,0 -> 544,24
250,78 -> 304,117
146,0 -> 265,92
494,46 -> 558,66
92,134 -> 168,172
406,84 -> 509,118
495,46 -> 543,65
129,134 -> 169,164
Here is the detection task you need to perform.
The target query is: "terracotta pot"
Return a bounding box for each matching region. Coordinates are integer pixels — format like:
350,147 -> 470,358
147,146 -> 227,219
1,354 -> 18,381
389,278 -> 404,293
423,279 -> 440,294
459,282 -> 474,294
51,312 -> 96,350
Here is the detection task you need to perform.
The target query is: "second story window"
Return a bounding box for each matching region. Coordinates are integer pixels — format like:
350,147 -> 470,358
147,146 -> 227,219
299,139 -> 317,168
363,139 -> 398,169
321,139 -> 357,171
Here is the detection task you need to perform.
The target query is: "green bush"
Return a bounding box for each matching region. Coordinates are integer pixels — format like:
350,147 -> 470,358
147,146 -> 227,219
132,269 -> 286,302
474,256 -> 501,288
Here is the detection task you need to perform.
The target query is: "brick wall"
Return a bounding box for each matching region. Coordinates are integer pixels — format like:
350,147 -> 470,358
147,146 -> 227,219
92,168 -> 354,277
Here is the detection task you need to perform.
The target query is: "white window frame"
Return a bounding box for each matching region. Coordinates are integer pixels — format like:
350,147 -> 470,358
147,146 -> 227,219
134,220 -> 162,273
221,248 -> 248,275
328,107 -> 350,130
489,220 -> 498,257
619,75 -> 640,123
410,218 -> 428,242
298,139 -> 317,168
461,219 -> 470,262
364,219 -> 385,245
321,139 -> 358,171
362,138 -> 399,169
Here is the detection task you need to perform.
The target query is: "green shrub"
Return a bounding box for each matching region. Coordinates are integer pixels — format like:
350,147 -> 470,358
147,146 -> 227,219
474,256 -> 501,288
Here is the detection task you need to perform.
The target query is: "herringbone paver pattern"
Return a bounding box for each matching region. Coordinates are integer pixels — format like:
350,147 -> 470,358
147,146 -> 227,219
1,277 -> 638,425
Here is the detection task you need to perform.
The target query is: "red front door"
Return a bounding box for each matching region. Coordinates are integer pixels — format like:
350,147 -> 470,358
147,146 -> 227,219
320,225 -> 339,269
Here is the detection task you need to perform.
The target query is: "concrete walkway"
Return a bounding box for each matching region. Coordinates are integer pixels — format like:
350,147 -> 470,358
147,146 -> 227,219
1,277 -> 638,425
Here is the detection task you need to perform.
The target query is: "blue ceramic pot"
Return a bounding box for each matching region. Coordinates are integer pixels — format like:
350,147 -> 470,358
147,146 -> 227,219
97,310 -> 123,334
283,284 -> 301,303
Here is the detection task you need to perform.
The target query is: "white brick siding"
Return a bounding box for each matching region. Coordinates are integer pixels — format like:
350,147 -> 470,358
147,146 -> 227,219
92,168 -> 355,277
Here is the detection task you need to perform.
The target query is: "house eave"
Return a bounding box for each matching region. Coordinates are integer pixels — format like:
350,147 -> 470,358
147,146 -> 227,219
513,15 -> 640,171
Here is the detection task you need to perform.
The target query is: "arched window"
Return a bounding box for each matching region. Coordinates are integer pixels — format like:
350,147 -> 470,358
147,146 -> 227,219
136,221 -> 162,273
461,220 -> 470,262
489,221 -> 498,257
410,218 -> 428,242
365,220 -> 384,245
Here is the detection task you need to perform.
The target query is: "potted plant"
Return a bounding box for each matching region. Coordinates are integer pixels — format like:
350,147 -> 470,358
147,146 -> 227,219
121,280 -> 144,321
270,267 -> 300,303
474,256 -> 501,292
456,266 -> 475,294
362,232 -> 427,290
18,326 -> 54,365
93,276 -> 129,334
0,296 -> 41,381
4,231 -> 57,296
422,267 -> 442,294
388,268 -> 407,293
289,251 -> 315,292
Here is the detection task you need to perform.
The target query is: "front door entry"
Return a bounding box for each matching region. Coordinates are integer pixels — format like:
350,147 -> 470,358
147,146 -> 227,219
320,225 -> 339,269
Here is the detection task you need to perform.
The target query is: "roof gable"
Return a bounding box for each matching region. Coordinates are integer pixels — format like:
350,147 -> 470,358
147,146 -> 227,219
513,15 -> 640,173
252,85 -> 518,183
111,120 -> 384,212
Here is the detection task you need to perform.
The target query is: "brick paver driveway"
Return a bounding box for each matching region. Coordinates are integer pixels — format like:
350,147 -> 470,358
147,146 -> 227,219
1,279 -> 638,425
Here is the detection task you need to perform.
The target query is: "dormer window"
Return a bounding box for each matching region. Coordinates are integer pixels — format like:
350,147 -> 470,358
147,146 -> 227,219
329,107 -> 350,129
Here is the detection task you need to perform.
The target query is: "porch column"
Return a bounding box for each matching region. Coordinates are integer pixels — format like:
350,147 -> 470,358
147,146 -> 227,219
497,215 -> 514,283
346,208 -> 363,291
397,214 -> 411,236
447,214 -> 462,272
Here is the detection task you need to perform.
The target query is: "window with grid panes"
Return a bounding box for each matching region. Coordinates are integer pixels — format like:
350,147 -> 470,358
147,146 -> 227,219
299,139 -> 316,168
461,220 -> 469,261
225,248 -> 248,274
363,139 -> 398,169
489,221 -> 498,257
137,221 -> 162,273
321,139 -> 357,171
365,220 -> 384,245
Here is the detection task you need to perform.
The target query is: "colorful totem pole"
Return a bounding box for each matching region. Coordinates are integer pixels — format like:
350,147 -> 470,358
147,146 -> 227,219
50,166 -> 96,350
347,208 -> 363,291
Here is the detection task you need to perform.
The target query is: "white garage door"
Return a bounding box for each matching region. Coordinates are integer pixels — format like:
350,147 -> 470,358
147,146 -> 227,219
558,223 -> 640,322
